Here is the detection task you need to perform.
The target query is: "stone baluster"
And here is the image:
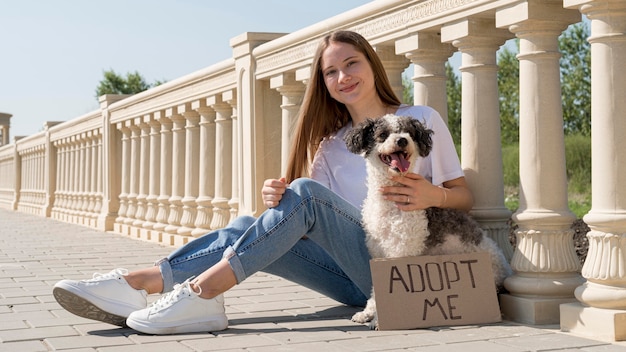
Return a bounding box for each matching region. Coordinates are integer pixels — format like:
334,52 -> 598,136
115,124 -> 131,229
77,134 -> 88,218
68,136 -> 79,219
51,141 -> 62,217
441,18 -> 515,260
225,91 -> 239,223
177,108 -> 200,237
142,118 -> 161,237
270,72 -> 305,175
192,103 -> 216,237
132,117 -> 151,233
59,142 -> 69,215
165,110 -> 186,238
496,0 -> 583,324
85,132 -> 96,216
375,45 -> 410,103
395,32 -> 455,123
209,97 -> 232,230
93,131 -> 103,216
124,123 -> 141,228
560,0 -> 626,341
153,113 -> 172,235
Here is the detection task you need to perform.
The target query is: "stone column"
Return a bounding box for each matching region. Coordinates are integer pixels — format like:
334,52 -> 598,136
270,73 -> 305,177
142,118 -> 162,237
496,0 -> 583,324
132,117 -> 151,233
82,133 -> 92,222
177,108 -> 200,237
209,97 -> 232,230
115,124 -> 131,230
86,132 -> 96,216
560,0 -> 626,341
191,103 -> 216,237
395,32 -> 455,123
441,18 -> 515,261
165,110 -> 186,238
153,113 -> 172,235
77,135 -> 87,218
124,122 -> 141,227
375,45 -> 410,103
225,91 -> 240,223
94,131 -> 103,216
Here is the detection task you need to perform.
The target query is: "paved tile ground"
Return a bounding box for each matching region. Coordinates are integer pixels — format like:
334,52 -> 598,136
1,208 -> 625,351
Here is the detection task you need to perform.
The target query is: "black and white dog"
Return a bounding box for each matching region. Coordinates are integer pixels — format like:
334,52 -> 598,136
345,114 -> 512,328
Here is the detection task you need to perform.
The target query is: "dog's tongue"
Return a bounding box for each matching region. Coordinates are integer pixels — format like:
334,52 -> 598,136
390,153 -> 410,173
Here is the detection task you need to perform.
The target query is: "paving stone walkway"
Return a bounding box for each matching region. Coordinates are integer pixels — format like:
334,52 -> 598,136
1,208 -> 625,351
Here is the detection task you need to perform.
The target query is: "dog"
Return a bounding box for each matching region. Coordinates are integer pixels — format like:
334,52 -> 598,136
344,114 -> 512,329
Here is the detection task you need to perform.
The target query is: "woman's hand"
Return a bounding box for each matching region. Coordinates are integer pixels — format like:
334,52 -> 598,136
379,173 -> 473,212
262,177 -> 288,208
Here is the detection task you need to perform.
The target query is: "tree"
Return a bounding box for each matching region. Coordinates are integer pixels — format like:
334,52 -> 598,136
445,62 -> 462,145
497,42 -> 520,146
95,69 -> 164,99
560,22 -> 591,136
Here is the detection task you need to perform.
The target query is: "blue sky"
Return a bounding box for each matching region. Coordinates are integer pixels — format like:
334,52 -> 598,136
0,0 -> 374,137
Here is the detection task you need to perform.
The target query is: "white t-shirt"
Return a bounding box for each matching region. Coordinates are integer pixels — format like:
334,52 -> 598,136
310,105 -> 463,209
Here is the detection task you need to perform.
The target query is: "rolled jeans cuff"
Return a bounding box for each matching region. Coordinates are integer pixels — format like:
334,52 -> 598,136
223,246 -> 246,284
155,257 -> 174,293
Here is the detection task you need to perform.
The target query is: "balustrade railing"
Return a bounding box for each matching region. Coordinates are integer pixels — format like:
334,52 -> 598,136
0,0 -> 623,341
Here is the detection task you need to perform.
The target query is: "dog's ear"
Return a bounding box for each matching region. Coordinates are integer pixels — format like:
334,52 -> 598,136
409,119 -> 434,157
344,118 -> 377,155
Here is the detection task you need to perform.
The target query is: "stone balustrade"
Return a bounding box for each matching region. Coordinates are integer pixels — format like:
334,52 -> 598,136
0,0 -> 624,341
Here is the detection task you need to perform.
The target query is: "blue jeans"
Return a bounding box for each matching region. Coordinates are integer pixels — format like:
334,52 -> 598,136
157,178 -> 371,307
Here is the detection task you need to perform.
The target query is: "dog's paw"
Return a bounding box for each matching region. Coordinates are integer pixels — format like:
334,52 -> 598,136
351,310 -> 373,323
368,317 -> 379,330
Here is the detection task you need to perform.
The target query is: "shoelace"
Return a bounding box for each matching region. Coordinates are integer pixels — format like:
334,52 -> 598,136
150,279 -> 201,311
85,268 -> 128,282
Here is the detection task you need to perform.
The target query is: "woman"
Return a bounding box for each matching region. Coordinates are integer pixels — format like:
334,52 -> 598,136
53,30 -> 473,335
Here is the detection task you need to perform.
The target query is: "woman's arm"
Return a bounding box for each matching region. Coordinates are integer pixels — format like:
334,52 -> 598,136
380,174 -> 474,212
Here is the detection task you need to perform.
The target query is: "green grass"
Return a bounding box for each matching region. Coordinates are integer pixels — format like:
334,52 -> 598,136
500,134 -> 591,218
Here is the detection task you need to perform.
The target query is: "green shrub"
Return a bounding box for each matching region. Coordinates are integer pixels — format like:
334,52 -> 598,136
497,134 -> 591,218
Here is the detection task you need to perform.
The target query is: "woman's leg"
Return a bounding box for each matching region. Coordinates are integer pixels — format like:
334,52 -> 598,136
179,179 -> 372,302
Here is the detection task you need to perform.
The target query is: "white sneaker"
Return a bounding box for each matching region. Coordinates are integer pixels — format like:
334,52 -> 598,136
53,268 -> 147,326
126,279 -> 228,335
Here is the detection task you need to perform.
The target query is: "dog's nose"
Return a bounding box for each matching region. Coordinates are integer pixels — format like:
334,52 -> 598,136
397,137 -> 408,148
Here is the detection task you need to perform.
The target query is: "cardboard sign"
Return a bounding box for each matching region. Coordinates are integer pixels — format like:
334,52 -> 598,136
370,252 -> 502,330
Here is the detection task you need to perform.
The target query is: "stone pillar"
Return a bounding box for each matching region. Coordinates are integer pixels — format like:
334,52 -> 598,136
395,32 -> 455,123
98,94 -> 128,232
496,0 -> 583,324
177,108 -> 200,237
441,18 -> 515,261
209,97 -> 232,230
270,73 -> 305,177
0,113 -> 11,146
560,0 -> 626,342
165,110 -> 186,238
191,103 -> 216,237
375,45 -> 411,103
142,118 -> 162,237
85,132 -> 95,216
153,113 -> 172,235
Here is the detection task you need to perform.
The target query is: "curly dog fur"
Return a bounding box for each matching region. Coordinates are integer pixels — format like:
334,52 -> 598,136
345,114 -> 512,329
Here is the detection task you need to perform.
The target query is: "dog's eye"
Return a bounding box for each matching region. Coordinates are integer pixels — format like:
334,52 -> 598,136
377,132 -> 388,141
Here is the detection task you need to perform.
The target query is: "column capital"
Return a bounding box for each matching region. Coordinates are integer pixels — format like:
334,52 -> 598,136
442,18 -> 514,49
395,31 -> 455,61
496,0 -> 581,32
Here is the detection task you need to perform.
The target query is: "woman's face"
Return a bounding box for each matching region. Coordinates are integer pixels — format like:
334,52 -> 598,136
320,41 -> 377,109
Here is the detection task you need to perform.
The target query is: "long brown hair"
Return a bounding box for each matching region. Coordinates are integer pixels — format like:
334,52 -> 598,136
284,30 -> 401,182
